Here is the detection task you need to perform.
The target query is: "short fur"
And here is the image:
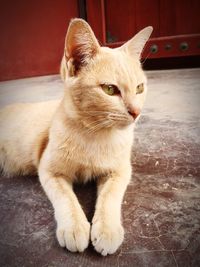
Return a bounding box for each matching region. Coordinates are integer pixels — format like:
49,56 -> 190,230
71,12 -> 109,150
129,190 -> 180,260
0,19 -> 152,255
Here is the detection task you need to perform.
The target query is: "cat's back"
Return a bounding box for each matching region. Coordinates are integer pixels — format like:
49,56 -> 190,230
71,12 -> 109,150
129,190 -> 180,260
0,100 -> 60,139
0,100 -> 60,176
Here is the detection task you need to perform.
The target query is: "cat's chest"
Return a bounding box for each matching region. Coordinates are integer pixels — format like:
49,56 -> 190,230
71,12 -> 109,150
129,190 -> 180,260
52,129 -> 133,181
72,140 -> 122,173
73,143 -> 126,182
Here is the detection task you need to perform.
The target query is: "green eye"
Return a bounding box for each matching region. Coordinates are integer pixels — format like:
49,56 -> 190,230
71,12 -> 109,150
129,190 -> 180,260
101,84 -> 120,96
136,83 -> 144,94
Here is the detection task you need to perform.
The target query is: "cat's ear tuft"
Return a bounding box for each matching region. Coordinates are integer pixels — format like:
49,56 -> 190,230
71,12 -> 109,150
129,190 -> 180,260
121,26 -> 153,58
64,18 -> 100,76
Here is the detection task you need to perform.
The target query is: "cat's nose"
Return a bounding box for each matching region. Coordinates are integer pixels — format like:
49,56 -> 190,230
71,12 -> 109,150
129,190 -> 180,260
127,106 -> 140,120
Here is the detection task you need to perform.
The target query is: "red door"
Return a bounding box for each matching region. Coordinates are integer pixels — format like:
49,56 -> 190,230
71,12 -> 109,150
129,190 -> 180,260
87,0 -> 200,59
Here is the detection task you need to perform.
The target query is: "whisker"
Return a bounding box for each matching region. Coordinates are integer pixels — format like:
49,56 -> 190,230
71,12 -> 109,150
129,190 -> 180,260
84,119 -> 112,135
77,110 -> 129,122
82,118 -> 107,135
87,121 -> 111,135
84,123 -> 102,135
108,114 -> 128,119
82,110 -> 126,117
83,117 -> 106,128
64,108 -> 129,135
141,50 -> 151,65
83,112 -> 127,119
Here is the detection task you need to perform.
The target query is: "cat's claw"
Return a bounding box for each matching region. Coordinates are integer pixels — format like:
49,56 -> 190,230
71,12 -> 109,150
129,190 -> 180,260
91,220 -> 124,256
56,220 -> 90,252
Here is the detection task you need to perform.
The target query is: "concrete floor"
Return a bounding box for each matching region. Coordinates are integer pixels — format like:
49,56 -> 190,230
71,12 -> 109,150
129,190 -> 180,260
0,68 -> 200,266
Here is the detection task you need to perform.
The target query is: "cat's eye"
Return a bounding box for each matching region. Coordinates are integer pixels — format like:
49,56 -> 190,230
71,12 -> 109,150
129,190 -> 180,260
101,84 -> 120,96
136,83 -> 144,94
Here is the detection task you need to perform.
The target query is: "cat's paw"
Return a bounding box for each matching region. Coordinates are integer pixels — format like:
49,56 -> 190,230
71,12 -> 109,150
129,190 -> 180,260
91,220 -> 124,256
56,219 -> 90,252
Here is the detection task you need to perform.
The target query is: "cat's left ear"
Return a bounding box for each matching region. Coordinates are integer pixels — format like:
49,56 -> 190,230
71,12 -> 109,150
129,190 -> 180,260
64,18 -> 100,76
120,26 -> 153,58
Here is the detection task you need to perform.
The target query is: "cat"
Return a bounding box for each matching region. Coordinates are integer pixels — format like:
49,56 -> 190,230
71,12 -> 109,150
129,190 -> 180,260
0,19 -> 152,256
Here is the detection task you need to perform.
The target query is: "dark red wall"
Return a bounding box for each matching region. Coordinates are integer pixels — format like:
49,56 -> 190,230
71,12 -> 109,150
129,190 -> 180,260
0,0 -> 78,81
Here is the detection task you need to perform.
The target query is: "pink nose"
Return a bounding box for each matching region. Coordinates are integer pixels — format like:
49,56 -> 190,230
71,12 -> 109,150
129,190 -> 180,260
128,107 -> 140,120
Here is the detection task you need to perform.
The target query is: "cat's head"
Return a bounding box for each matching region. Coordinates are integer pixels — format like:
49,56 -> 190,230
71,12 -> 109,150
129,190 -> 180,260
61,19 -> 152,132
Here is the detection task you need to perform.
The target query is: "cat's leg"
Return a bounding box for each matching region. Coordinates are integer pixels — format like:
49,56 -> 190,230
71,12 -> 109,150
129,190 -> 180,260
91,166 -> 131,256
38,167 -> 90,252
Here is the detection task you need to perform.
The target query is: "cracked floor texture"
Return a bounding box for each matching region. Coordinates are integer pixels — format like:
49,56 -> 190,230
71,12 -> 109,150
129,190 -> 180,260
0,68 -> 200,267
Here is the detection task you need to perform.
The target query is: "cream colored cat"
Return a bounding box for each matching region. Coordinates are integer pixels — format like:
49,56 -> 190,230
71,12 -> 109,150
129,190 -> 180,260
0,19 -> 152,256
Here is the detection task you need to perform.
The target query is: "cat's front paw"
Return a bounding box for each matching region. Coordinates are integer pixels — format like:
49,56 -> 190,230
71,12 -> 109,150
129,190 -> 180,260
56,219 -> 90,252
91,219 -> 124,256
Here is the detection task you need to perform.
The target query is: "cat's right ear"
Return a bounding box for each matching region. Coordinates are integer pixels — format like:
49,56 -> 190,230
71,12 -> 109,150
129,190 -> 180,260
120,26 -> 153,58
64,18 -> 100,76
